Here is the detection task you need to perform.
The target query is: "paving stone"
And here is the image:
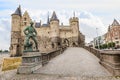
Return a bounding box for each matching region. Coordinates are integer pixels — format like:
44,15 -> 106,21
1,48 -> 118,80
35,47 -> 111,77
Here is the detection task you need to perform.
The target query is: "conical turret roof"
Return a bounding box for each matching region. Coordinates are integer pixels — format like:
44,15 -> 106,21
12,5 -> 22,16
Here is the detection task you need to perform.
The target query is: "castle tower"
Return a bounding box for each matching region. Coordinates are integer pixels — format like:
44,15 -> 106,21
69,16 -> 79,36
50,11 -> 60,48
69,14 -> 79,46
10,5 -> 22,56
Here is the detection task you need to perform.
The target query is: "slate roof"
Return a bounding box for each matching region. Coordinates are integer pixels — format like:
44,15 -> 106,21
111,19 -> 120,26
42,24 -> 49,27
35,22 -> 41,28
12,5 -> 22,16
50,11 -> 59,21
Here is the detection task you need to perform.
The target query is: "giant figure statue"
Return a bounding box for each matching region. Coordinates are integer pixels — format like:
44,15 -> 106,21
24,22 -> 38,52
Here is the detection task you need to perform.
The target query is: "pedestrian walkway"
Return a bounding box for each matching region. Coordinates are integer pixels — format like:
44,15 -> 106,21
34,47 -> 111,77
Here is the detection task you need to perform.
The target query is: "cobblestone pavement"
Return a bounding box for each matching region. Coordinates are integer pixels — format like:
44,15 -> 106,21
0,48 -> 120,80
9,74 -> 120,80
0,70 -> 119,80
0,69 -> 17,80
1,70 -> 119,80
35,47 -> 111,77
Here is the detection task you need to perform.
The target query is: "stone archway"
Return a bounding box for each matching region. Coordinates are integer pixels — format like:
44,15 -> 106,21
64,39 -> 69,47
16,45 -> 20,56
51,43 -> 54,48
73,42 -> 77,47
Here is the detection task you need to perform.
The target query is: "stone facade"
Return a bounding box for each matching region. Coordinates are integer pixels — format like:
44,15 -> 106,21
10,5 -> 85,56
105,19 -> 120,48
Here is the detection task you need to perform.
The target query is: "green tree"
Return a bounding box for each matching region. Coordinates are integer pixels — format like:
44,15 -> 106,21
107,42 -> 115,48
3,50 -> 9,52
95,46 -> 98,49
111,42 -> 115,47
0,49 -> 2,52
102,44 -> 107,49
100,45 -> 102,49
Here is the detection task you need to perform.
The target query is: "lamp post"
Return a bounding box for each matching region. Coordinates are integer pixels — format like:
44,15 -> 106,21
96,28 -> 100,49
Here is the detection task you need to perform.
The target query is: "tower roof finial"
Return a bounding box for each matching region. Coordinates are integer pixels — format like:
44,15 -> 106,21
47,12 -> 50,24
73,11 -> 75,17
108,25 -> 111,31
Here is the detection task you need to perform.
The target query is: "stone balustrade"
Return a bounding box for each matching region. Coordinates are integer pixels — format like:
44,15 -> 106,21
83,46 -> 100,58
17,46 -> 67,74
100,50 -> 120,76
83,46 -> 120,76
41,46 -> 67,66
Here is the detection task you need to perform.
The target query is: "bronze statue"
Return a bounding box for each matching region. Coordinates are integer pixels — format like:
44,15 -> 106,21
24,22 -> 38,52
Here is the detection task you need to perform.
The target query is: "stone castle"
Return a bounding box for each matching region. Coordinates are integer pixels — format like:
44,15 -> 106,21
10,6 -> 85,56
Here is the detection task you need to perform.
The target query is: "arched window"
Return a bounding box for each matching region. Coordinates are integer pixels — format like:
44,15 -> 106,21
52,43 -> 54,48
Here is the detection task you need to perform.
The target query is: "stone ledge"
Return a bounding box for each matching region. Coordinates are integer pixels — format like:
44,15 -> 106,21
100,61 -> 120,76
100,50 -> 120,76
101,60 -> 120,68
22,52 -> 41,57
21,62 -> 42,66
101,50 -> 120,54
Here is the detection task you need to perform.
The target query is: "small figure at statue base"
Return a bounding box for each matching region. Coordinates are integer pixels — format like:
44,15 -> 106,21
24,41 -> 33,52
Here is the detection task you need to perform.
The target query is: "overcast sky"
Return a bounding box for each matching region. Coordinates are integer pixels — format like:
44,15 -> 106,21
0,0 -> 120,50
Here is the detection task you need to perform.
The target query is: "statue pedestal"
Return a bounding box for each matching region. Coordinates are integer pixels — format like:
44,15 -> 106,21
17,51 -> 42,74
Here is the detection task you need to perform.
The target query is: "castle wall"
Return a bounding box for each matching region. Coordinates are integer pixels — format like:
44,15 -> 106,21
36,27 -> 50,37
10,6 -> 85,56
36,27 -> 52,52
60,30 -> 72,38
